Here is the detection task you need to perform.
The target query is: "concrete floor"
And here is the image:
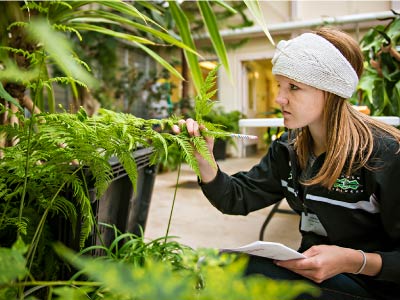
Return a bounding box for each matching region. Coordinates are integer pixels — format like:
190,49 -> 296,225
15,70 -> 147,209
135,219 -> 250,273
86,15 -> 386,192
144,153 -> 302,251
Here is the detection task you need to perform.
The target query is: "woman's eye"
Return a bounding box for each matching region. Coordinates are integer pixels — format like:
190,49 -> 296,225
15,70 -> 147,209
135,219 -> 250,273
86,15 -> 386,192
290,84 -> 299,90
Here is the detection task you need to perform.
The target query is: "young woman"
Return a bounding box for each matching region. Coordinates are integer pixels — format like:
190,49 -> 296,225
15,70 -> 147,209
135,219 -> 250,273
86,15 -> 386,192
173,27 -> 400,300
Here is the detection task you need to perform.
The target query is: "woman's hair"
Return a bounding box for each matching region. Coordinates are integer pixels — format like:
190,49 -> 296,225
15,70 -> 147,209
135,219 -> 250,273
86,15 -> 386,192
294,27 -> 400,189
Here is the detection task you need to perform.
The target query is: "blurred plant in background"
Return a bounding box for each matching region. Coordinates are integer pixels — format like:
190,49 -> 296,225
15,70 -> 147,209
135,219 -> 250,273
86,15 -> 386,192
0,0 -> 244,117
357,10 -> 400,116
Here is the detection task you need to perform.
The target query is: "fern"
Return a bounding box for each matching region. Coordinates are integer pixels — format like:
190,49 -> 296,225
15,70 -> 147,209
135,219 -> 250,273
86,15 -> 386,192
52,24 -> 82,41
47,76 -> 88,88
0,46 -> 39,65
115,150 -> 139,192
192,136 -> 214,169
7,21 -> 27,31
195,65 -> 220,123
1,217 -> 28,236
0,66 -> 231,270
21,1 -> 49,14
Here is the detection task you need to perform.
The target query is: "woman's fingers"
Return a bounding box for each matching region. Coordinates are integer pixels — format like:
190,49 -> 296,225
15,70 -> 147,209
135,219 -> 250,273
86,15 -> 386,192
172,119 -> 190,134
177,119 -> 186,127
171,124 -> 181,134
182,118 -> 202,137
173,119 -> 212,141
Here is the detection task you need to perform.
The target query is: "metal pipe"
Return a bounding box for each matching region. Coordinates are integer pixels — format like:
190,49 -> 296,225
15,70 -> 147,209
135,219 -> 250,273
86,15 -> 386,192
195,10 -> 396,40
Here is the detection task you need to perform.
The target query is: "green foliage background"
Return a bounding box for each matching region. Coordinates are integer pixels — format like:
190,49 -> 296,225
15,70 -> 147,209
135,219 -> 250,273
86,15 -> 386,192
358,13 -> 400,116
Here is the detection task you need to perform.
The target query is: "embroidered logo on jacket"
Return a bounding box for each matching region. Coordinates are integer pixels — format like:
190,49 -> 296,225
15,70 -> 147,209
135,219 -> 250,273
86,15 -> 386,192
333,176 -> 363,193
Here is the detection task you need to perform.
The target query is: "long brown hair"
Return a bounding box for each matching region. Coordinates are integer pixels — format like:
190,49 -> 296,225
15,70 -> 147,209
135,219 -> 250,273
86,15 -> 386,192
294,27 -> 400,189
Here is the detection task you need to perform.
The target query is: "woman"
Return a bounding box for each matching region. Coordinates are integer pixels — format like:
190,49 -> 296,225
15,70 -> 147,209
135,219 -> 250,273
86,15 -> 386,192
173,27 -> 400,300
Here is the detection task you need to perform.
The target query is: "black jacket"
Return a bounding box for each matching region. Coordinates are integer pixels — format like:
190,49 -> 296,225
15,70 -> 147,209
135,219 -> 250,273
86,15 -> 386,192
201,132 -> 400,300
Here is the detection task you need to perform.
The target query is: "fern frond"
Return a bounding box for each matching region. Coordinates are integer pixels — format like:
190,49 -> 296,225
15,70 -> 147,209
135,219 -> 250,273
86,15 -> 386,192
48,1 -> 72,10
69,178 -> 95,248
169,135 -> 200,176
79,213 -> 94,249
52,24 -> 82,41
7,21 -> 27,31
195,65 -> 220,122
116,150 -> 138,192
45,76 -> 88,88
72,55 -> 91,72
3,217 -> 29,235
192,136 -> 216,171
21,2 -> 49,14
0,46 -> 39,65
49,196 -> 78,235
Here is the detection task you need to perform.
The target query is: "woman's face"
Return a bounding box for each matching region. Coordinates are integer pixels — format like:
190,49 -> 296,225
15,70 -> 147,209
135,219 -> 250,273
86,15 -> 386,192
275,75 -> 326,130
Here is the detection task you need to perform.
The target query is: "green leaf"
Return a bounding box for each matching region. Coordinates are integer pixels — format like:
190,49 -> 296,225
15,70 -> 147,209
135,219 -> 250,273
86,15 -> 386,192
133,42 -> 184,80
70,10 -> 200,56
27,19 -> 97,89
244,0 -> 275,46
12,236 -> 29,255
198,1 -> 231,81
357,73 -> 376,104
100,0 -> 162,29
169,0 -> 204,93
213,0 -> 238,14
386,16 -> 400,40
71,23 -> 155,45
0,82 -> 23,111
0,247 -> 27,284
392,80 -> 400,116
52,286 -> 94,300
54,243 -> 194,299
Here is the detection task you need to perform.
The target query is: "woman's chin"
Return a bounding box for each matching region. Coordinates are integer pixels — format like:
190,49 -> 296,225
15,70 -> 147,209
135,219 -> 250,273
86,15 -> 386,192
284,120 -> 302,129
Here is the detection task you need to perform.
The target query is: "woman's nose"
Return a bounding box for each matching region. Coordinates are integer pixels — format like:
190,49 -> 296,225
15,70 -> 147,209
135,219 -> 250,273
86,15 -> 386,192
275,94 -> 288,105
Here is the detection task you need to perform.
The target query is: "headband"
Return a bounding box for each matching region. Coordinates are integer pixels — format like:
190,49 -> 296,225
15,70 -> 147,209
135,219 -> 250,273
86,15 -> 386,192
271,33 -> 358,99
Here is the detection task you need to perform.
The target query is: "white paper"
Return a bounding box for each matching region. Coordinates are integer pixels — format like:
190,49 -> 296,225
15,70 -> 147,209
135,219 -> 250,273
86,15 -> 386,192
221,241 -> 306,261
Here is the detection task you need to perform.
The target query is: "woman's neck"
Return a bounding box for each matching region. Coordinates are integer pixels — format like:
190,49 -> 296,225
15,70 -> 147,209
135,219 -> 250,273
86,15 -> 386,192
309,125 -> 326,156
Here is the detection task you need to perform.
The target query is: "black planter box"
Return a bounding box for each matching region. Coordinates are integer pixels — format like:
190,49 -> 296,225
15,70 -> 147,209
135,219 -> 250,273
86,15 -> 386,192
55,147 -> 156,252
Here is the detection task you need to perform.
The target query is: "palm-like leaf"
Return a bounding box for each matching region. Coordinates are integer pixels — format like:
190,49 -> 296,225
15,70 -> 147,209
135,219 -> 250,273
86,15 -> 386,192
198,1 -> 231,80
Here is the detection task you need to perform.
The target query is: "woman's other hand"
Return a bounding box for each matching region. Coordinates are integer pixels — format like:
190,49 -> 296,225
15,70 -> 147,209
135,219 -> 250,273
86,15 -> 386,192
274,245 -> 382,283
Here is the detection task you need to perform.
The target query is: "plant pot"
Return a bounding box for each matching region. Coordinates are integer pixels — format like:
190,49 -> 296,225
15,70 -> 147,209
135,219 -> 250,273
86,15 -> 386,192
213,139 -> 227,160
54,147 -> 156,253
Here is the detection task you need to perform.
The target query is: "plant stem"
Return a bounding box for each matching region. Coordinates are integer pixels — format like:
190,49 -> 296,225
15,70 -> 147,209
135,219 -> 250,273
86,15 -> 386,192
80,168 -> 105,248
26,166 -> 84,271
164,160 -> 181,243
18,50 -> 47,241
11,280 -> 102,287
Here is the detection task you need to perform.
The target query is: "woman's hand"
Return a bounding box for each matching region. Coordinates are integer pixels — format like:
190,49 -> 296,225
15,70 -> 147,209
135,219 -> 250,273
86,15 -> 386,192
172,118 -> 218,183
172,118 -> 214,155
274,245 -> 382,283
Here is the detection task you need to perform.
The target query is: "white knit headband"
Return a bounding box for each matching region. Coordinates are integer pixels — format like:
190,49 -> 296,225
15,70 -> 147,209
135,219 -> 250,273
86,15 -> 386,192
271,33 -> 358,99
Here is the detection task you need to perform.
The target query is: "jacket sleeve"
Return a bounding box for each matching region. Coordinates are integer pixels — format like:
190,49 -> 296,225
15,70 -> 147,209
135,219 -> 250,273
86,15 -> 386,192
200,140 -> 285,215
370,138 -> 400,285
